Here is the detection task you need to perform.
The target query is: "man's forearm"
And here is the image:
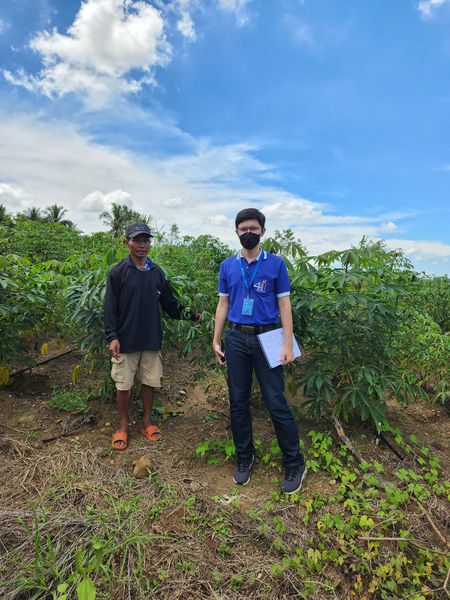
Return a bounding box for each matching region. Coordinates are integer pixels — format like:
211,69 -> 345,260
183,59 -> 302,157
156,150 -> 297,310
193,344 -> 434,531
213,298 -> 229,344
278,296 -> 293,348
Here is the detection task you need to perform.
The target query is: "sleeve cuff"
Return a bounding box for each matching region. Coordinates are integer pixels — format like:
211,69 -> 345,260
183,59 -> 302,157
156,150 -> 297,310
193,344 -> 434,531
276,291 -> 290,298
218,292 -> 229,297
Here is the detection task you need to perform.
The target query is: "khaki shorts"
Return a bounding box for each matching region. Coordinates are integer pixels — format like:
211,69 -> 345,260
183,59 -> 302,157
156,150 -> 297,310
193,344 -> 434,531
111,351 -> 162,391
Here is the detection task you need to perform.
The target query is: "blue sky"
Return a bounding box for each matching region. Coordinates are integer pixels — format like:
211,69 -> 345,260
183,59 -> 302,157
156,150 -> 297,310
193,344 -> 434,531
1,0 -> 450,274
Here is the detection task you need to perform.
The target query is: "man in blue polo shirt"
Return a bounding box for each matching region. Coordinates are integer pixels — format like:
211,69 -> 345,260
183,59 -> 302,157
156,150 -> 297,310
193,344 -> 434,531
212,208 -> 306,494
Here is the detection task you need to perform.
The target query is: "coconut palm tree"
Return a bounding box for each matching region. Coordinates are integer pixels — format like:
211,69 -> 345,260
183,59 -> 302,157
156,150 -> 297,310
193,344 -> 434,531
0,204 -> 14,228
43,204 -> 75,228
23,207 -> 43,221
99,203 -> 151,238
0,204 -> 7,223
99,203 -> 127,238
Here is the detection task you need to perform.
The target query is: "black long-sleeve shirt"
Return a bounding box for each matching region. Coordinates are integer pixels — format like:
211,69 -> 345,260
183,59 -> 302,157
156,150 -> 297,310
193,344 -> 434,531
104,256 -> 186,353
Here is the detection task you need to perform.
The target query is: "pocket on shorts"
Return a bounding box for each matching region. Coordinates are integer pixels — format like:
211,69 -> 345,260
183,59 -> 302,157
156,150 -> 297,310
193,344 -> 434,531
111,355 -> 126,383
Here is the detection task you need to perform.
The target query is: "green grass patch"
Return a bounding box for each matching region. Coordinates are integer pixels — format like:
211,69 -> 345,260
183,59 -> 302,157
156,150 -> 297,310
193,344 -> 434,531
48,387 -> 90,413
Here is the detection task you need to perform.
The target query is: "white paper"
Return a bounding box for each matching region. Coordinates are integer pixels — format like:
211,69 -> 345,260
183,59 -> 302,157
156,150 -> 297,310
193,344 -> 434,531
257,327 -> 301,368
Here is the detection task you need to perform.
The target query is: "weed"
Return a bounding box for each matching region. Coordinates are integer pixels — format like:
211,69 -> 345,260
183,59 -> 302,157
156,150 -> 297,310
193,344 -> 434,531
202,411 -> 222,423
4,424 -> 449,599
48,386 -> 90,413
195,438 -> 236,464
228,574 -> 244,590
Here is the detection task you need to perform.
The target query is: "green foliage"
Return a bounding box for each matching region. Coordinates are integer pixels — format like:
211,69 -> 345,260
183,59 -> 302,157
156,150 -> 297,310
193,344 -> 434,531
64,252 -> 114,360
189,429 -> 450,600
410,274 -> 450,332
1,214 -> 449,427
0,254 -> 59,369
396,311 -> 450,404
261,438 -> 283,467
48,387 -> 90,414
43,204 -> 76,229
234,430 -> 450,599
4,426 -> 448,598
21,206 -> 43,221
62,234 -> 231,391
0,203 -> 7,222
0,204 -> 14,231
79,231 -> 123,256
195,438 -> 236,464
2,219 -> 82,261
266,238 -> 426,425
153,234 -> 231,366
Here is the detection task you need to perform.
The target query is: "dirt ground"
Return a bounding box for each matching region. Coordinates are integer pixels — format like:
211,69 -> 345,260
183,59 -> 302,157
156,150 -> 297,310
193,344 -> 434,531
1,348 -> 449,599
2,349 -> 449,498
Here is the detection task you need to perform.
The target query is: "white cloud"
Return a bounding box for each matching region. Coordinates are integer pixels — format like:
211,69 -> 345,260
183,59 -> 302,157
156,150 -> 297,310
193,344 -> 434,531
217,0 -> 252,26
0,182 -> 32,211
177,9 -> 196,40
205,214 -> 230,226
81,189 -> 131,212
261,198 -> 324,223
380,221 -> 397,232
0,113 -> 272,234
417,0 -> 449,18
162,197 -> 184,207
3,0 -> 260,105
4,0 -> 170,106
0,19 -> 9,35
385,238 -> 450,258
260,199 -> 405,228
282,15 -> 316,48
0,112 -> 448,274
281,15 -> 352,51
156,140 -> 272,184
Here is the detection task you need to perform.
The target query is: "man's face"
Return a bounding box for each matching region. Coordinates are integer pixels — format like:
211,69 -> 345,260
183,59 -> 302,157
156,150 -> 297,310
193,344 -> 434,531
125,233 -> 151,258
235,218 -> 265,240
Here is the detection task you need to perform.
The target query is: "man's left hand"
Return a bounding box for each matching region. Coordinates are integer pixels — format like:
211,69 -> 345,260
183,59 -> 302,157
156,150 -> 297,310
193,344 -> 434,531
280,345 -> 295,365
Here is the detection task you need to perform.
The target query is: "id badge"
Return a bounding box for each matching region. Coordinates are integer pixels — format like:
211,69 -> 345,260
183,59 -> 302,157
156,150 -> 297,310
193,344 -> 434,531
242,297 -> 254,316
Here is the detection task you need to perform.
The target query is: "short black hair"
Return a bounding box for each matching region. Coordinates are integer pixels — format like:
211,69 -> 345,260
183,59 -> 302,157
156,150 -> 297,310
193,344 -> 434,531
235,208 -> 266,229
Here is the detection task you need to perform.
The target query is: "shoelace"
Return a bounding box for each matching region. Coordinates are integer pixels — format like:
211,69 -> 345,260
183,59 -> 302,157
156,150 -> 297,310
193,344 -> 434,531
237,463 -> 251,471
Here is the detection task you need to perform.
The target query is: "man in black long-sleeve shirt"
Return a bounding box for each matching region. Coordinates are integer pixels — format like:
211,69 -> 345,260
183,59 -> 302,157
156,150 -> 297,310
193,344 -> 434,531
104,223 -> 198,450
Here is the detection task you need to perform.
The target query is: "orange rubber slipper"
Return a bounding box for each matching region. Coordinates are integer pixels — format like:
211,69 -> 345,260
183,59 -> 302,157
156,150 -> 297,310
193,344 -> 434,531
112,431 -> 128,450
141,425 -> 162,442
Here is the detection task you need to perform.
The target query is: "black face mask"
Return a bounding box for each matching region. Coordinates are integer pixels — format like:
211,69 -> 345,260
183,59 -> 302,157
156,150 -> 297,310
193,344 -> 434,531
239,232 -> 260,250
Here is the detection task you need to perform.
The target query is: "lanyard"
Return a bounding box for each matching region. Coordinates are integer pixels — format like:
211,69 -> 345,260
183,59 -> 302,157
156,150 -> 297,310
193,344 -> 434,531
239,251 -> 263,297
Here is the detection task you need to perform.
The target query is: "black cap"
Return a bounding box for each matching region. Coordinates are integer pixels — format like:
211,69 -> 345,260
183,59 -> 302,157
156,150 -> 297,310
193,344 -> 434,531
125,223 -> 153,239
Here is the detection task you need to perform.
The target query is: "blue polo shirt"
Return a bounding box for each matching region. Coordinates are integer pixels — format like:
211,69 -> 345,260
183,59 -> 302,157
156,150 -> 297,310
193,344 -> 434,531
218,250 -> 290,324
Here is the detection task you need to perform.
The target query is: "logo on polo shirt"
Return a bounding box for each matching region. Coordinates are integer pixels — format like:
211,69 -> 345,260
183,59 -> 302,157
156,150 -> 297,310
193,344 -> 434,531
253,279 -> 267,293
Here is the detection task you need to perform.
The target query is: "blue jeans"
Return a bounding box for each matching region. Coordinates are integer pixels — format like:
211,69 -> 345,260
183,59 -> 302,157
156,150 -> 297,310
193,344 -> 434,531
225,327 -> 303,471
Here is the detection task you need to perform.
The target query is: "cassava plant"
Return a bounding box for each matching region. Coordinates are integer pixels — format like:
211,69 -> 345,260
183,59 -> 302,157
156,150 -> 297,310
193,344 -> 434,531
264,238 -> 423,425
0,254 -> 61,381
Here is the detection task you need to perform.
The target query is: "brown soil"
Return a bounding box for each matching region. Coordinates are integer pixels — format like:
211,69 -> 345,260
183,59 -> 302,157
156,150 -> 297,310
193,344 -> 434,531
2,349 -> 449,495
0,349 -> 449,598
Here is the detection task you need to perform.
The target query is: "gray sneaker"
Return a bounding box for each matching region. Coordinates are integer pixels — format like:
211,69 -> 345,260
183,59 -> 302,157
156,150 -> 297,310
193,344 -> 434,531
233,455 -> 255,485
280,464 -> 307,494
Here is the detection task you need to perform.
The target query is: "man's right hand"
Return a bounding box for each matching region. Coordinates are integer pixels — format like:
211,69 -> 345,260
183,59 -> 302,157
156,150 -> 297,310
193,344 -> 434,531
109,339 -> 120,359
213,341 -> 226,366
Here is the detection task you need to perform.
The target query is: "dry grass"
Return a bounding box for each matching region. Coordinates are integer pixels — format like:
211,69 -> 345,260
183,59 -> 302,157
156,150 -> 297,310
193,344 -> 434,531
0,442 -> 336,600
0,369 -> 449,600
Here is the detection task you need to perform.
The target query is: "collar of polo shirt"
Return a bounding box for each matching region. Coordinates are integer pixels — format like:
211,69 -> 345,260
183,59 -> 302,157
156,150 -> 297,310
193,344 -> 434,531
236,249 -> 267,261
